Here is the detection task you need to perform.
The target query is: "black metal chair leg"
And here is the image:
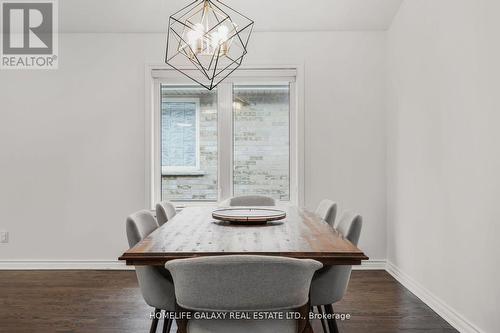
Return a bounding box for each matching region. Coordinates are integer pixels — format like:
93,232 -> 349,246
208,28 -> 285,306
317,305 -> 329,333
325,304 -> 339,333
162,316 -> 172,333
150,308 -> 161,333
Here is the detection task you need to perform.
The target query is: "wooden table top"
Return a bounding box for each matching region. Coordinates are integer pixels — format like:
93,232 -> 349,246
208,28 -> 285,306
119,206 -> 368,266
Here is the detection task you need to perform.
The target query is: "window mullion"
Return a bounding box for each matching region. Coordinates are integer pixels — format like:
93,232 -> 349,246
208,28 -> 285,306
153,79 -> 162,208
217,83 -> 234,202
289,81 -> 298,206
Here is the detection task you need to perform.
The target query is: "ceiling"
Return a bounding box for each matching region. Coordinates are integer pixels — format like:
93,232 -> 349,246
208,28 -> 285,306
59,0 -> 403,33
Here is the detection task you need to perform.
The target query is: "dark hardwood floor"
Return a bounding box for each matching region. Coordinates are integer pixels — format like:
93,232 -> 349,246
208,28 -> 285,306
0,270 -> 457,333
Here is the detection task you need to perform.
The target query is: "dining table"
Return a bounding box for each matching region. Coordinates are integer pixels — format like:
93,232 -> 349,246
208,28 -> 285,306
119,206 -> 368,267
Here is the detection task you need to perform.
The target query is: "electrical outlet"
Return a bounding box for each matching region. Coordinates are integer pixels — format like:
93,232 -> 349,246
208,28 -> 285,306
0,231 -> 8,244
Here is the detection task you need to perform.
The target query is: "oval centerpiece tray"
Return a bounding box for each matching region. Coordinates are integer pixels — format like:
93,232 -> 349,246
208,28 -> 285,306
212,208 -> 286,225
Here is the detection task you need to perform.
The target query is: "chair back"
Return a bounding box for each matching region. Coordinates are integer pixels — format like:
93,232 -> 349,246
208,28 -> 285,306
336,212 -> 362,245
126,210 -> 158,247
315,199 -> 337,227
229,195 -> 275,207
155,201 -> 177,226
166,255 -> 322,312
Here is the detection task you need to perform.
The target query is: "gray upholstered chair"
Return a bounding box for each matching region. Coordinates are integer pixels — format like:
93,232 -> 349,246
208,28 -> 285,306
166,255 -> 322,333
126,210 -> 176,333
309,212 -> 363,333
228,195 -> 276,207
315,199 -> 337,227
156,200 -> 177,226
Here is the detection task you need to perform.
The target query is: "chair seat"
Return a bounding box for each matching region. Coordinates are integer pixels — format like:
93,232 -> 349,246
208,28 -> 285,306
187,318 -> 297,333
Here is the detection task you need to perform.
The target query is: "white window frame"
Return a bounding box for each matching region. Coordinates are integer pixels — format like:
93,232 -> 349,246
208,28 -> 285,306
145,65 -> 305,209
160,97 -> 201,175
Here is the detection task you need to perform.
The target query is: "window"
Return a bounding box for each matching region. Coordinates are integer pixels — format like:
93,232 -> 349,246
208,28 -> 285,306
150,68 -> 299,205
161,97 -> 200,173
160,87 -> 218,202
233,85 -> 290,201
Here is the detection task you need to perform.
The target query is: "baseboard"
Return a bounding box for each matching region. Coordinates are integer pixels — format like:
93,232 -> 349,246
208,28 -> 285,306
386,261 -> 484,333
0,260 -> 133,270
353,259 -> 386,270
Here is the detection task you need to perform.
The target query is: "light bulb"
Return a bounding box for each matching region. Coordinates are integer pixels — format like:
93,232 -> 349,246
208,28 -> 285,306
218,25 -> 229,41
217,25 -> 230,55
188,23 -> 205,54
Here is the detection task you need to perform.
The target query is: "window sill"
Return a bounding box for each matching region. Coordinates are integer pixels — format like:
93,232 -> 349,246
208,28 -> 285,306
150,201 -> 295,213
161,170 -> 206,176
173,200 -> 293,209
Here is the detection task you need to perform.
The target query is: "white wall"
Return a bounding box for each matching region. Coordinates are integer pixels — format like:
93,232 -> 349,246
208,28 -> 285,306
0,32 -> 387,262
387,1 -> 500,332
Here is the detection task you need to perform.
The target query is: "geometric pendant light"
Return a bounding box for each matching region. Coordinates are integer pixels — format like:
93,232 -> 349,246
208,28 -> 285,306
165,0 -> 254,90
